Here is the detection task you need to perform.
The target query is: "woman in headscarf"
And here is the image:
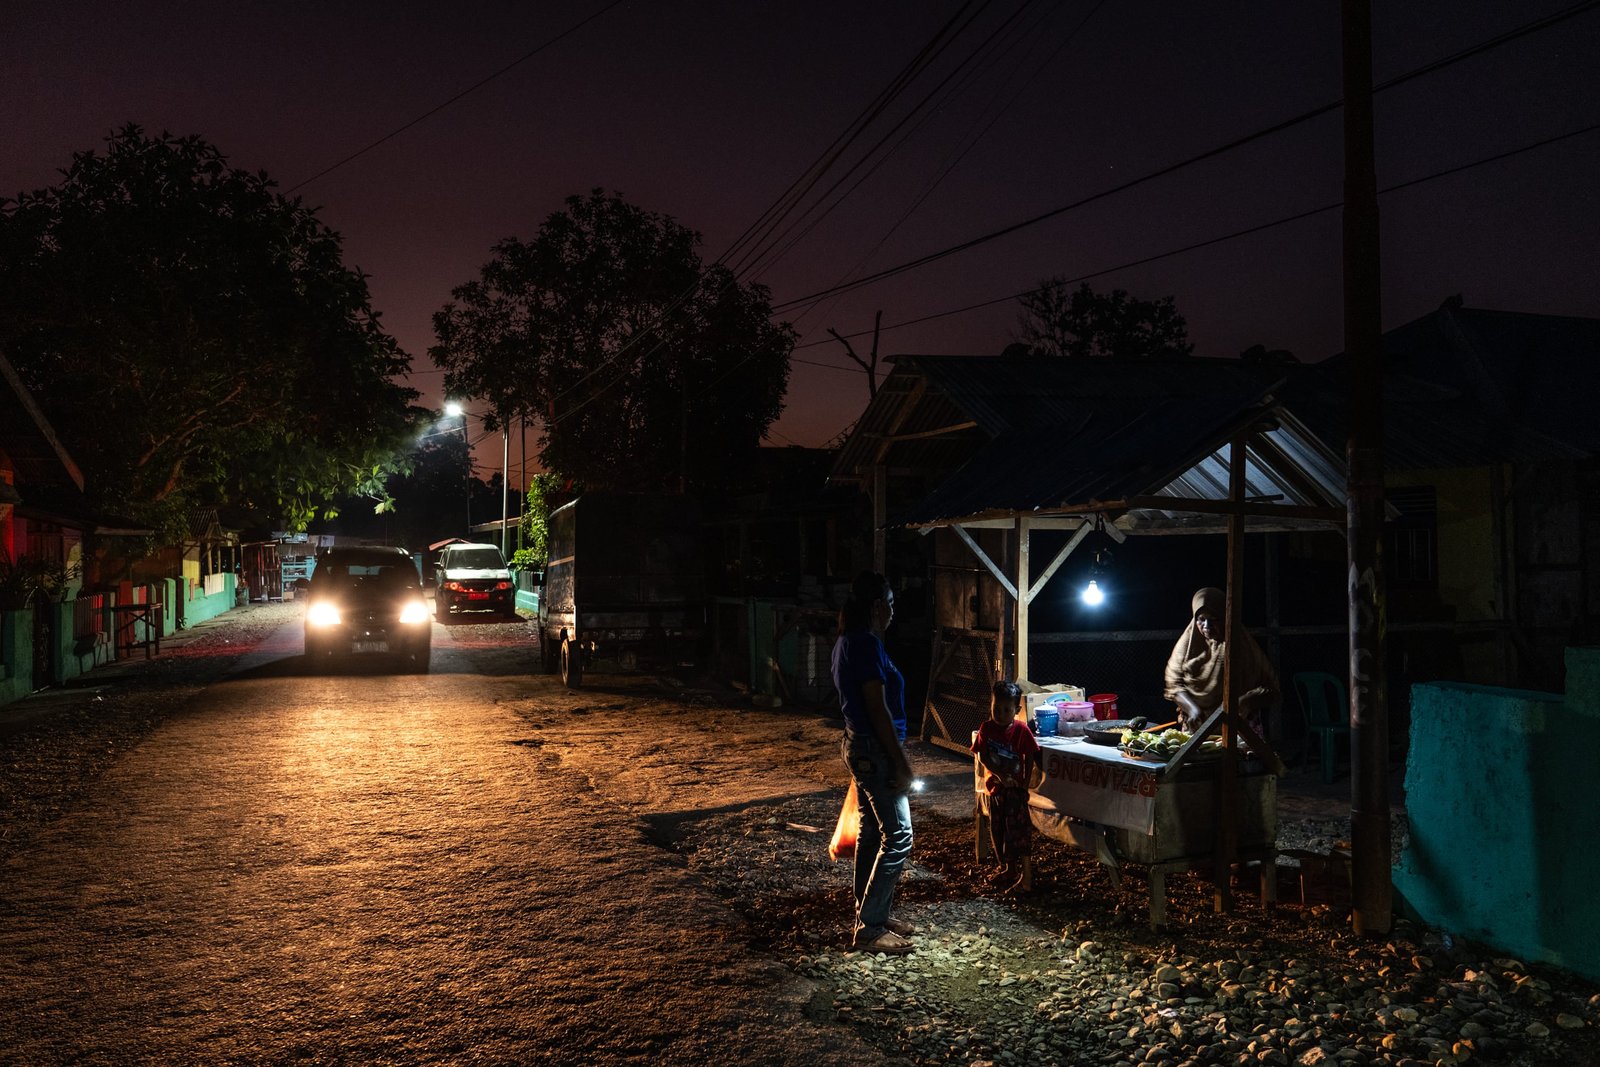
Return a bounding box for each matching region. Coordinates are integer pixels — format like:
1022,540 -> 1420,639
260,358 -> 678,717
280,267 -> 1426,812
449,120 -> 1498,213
1163,587 -> 1278,738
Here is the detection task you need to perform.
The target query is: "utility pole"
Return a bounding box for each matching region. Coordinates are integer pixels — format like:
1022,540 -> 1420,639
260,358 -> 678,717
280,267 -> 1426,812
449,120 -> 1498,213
1343,0 -> 1392,936
500,421 -> 510,558
519,416 -> 527,554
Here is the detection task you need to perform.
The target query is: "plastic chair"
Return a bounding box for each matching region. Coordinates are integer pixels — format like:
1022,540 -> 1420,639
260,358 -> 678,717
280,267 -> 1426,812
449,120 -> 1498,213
1293,671 -> 1350,783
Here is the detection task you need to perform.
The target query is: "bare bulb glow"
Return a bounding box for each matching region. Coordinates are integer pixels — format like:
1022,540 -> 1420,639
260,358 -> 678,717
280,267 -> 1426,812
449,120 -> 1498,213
444,401 -> 464,417
1081,579 -> 1105,607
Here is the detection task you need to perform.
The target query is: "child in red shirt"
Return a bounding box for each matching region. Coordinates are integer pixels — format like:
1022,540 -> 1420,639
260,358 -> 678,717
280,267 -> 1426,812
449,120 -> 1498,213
971,679 -> 1041,890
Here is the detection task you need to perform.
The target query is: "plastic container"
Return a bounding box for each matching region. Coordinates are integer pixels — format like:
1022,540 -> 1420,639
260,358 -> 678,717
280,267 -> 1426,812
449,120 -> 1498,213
1033,707 -> 1059,737
1058,701 -> 1096,722
1088,693 -> 1119,720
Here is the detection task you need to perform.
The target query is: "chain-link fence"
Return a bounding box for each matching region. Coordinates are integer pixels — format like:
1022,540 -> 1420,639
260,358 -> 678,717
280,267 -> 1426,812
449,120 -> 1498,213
922,628 -> 998,753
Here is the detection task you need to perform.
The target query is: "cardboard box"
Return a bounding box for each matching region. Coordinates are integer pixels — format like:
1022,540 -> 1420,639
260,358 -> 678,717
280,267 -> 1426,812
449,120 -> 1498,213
1020,682 -> 1086,717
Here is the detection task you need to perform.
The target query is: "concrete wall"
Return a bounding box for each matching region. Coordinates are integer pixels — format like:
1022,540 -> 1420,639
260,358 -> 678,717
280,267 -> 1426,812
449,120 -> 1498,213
54,600 -> 114,684
181,573 -> 234,627
1394,648 -> 1600,981
0,608 -> 31,706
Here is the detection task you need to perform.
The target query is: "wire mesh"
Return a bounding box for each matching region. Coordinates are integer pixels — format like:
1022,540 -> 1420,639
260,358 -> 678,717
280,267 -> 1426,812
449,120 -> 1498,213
922,628 -> 998,753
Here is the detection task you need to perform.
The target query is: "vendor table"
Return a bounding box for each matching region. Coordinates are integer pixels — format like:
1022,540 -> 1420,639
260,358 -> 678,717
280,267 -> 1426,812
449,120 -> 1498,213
111,601 -> 162,660
976,733 -> 1278,928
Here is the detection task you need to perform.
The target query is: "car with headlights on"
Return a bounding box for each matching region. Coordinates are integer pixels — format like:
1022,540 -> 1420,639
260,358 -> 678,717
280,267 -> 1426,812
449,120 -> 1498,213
303,546 -> 431,671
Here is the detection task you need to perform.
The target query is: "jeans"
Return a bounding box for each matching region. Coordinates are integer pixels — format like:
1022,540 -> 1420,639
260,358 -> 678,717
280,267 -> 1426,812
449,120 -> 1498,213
841,731 -> 913,942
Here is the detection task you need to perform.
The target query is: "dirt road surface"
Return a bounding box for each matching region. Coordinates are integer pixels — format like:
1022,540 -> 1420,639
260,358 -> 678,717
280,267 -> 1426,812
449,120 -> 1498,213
0,605 -> 880,1065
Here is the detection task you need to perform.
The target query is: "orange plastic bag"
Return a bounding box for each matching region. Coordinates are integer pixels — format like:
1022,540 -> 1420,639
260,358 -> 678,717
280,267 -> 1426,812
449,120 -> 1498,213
828,781 -> 860,862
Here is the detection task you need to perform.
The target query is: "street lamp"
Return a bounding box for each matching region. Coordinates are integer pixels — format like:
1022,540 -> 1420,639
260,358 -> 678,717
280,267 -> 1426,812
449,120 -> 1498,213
443,402 -> 470,533
443,401 -> 512,555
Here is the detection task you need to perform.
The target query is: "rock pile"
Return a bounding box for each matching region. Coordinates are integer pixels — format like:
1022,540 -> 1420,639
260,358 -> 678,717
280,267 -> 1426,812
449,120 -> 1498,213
677,795 -> 1600,1067
793,923 -> 1597,1065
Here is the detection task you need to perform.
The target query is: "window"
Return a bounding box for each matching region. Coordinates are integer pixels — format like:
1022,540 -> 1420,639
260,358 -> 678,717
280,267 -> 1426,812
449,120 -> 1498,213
25,520 -> 65,565
1385,486 -> 1438,588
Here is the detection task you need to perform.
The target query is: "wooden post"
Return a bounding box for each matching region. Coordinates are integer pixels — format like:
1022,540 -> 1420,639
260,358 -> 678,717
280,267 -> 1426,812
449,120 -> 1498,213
1343,0 -> 1393,936
1015,515 -> 1030,684
1265,533 -> 1282,744
1215,432 -> 1247,911
872,464 -> 887,574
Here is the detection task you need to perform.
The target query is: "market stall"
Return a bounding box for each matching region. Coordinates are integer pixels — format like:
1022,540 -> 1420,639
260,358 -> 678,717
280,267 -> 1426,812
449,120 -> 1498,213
976,709 -> 1284,928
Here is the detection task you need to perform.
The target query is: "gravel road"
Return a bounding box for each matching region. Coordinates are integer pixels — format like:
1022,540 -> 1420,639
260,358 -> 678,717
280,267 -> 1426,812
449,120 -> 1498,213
1,603 -> 1596,1066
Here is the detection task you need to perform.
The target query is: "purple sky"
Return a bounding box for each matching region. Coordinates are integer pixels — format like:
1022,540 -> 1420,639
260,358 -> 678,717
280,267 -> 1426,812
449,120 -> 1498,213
7,1 -> 1598,458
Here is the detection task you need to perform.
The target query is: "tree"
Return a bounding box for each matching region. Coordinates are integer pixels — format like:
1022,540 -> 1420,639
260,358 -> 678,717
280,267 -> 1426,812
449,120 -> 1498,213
510,472 -> 562,569
1016,280 -> 1194,359
828,310 -> 883,398
431,190 -> 794,492
0,125 -> 421,537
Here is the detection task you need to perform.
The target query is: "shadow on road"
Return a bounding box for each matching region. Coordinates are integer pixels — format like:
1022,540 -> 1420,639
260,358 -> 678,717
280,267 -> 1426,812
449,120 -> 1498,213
434,612 -> 523,627
230,654 -> 428,681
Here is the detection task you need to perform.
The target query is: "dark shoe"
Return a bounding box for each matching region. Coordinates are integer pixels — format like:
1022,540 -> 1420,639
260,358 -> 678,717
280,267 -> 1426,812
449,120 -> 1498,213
885,916 -> 915,937
853,930 -> 915,956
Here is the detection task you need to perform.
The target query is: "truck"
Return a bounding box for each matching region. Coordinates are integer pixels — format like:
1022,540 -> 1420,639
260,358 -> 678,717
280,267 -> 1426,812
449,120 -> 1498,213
536,493 -> 705,688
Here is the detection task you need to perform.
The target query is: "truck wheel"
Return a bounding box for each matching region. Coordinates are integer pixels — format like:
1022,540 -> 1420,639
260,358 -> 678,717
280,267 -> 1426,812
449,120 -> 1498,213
560,637 -> 583,689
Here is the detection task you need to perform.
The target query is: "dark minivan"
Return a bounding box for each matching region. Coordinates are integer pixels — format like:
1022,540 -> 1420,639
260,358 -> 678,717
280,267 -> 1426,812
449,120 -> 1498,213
303,546 -> 431,672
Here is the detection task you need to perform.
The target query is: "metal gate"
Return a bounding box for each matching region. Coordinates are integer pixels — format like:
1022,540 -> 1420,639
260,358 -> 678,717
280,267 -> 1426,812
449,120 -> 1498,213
31,597 -> 55,687
921,627 -> 998,753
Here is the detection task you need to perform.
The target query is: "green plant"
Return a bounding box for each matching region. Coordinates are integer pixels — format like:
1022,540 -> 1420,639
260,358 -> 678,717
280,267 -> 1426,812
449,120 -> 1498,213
0,551 -> 77,610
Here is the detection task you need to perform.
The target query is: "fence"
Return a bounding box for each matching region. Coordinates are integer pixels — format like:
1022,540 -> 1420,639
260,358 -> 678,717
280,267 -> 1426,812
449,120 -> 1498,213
708,597 -> 839,707
72,592 -> 111,646
922,628 -> 999,754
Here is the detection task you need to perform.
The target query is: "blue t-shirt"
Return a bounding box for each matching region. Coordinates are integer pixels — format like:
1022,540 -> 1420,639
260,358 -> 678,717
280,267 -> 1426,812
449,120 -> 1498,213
832,629 -> 906,741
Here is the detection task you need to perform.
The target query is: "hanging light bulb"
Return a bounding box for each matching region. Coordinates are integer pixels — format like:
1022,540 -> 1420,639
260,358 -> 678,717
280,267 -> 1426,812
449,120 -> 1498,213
1080,541 -> 1112,607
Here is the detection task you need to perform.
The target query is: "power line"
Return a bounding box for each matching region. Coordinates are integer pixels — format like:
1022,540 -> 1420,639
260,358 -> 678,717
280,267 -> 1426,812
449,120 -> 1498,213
285,0 -> 629,194
537,3 -> 1002,425
788,0 -> 1106,331
733,0 -> 1045,283
793,118 -> 1600,351
718,1 -> 989,274
770,0 -> 1600,311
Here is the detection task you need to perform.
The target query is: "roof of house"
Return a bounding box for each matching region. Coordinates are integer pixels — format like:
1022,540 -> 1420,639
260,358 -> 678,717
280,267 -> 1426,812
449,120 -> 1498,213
833,354 -> 1343,531
1282,300 -> 1597,468
831,303 -> 1600,531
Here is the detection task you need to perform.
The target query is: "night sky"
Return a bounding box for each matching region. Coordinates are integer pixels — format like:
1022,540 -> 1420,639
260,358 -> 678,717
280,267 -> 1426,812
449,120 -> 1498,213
7,1 -> 1598,454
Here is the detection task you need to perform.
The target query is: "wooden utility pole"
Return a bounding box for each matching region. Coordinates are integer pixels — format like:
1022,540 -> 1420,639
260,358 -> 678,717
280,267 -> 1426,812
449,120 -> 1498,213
1343,0 -> 1393,935
1216,432 -> 1247,910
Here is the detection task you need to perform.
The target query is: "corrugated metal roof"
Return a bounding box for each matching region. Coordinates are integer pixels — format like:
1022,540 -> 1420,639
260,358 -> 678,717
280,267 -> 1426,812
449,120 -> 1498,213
1284,302 -> 1600,468
832,306 -> 1600,531
831,354 -> 1285,481
892,379 -> 1346,527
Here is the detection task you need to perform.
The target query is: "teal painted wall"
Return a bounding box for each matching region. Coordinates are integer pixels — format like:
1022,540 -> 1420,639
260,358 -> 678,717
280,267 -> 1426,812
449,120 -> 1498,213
183,574 -> 235,627
0,608 -> 32,706
1394,651 -> 1600,981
